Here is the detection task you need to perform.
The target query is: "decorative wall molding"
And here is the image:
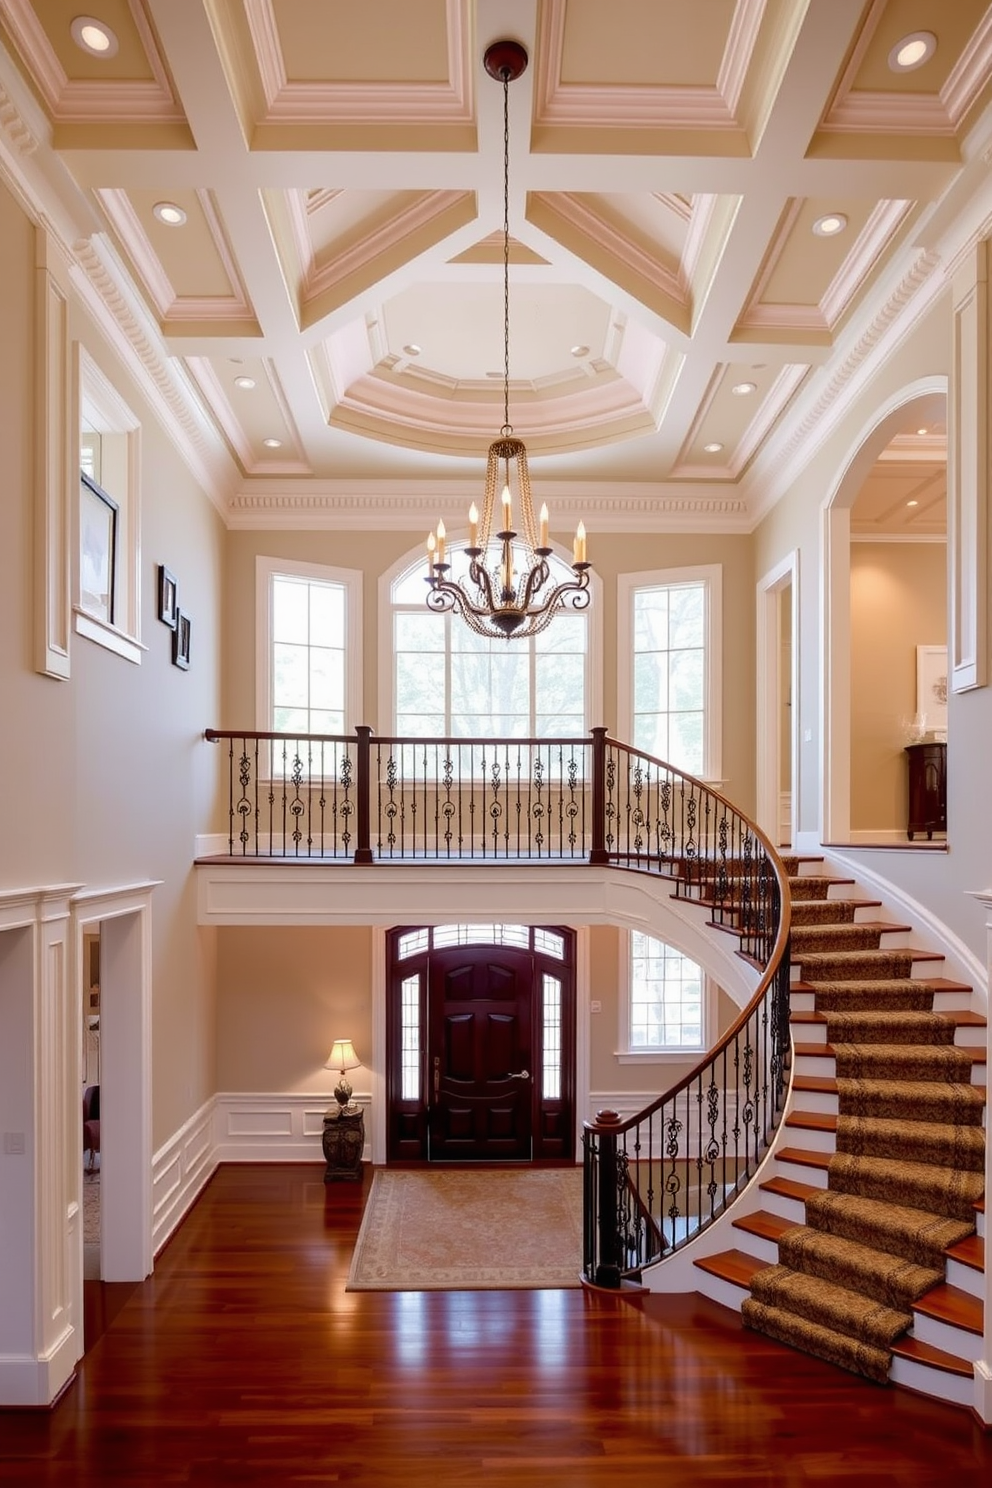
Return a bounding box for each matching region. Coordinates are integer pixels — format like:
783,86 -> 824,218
947,243 -> 989,693
34,229 -> 71,679
152,1098 -> 217,1256
0,78 -> 36,153
214,1091 -> 371,1165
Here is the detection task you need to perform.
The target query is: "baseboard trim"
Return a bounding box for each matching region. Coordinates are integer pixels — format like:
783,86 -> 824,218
0,1326 -> 77,1408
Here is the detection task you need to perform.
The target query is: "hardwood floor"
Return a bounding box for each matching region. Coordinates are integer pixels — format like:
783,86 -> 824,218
1,1163 -> 990,1486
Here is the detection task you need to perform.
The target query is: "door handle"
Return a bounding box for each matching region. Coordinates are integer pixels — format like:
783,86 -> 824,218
507,1069 -> 530,1080
433,1055 -> 440,1101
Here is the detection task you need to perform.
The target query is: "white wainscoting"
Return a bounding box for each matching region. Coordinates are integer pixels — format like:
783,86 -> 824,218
152,1097 -> 217,1256
213,1091 -> 371,1166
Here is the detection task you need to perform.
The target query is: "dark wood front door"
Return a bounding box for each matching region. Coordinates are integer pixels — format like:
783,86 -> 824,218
385,926 -> 575,1164
428,946 -> 533,1161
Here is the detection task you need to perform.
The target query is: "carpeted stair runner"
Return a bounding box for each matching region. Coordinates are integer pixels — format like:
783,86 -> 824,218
740,862 -> 985,1385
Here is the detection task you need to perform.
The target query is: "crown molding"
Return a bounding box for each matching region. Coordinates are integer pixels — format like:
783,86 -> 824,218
743,247 -> 946,524
224,484 -> 752,533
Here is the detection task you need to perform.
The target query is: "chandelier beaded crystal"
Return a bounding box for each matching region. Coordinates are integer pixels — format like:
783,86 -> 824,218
425,39 -> 591,640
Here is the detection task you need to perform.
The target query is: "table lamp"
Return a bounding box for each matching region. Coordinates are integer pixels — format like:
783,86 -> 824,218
325,1039 -> 361,1110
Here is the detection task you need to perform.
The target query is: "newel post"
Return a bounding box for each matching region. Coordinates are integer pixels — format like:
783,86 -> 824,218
593,1108 -> 624,1288
589,726 -> 609,865
354,726 -> 374,864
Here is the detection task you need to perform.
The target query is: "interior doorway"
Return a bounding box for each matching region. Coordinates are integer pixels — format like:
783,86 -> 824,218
385,924 -> 576,1163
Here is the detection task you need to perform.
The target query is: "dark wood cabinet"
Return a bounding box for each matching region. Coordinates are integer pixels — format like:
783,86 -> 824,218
322,1105 -> 364,1181
905,742 -> 946,840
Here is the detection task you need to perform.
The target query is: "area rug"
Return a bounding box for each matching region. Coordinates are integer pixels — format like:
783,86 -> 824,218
347,1167 -> 584,1291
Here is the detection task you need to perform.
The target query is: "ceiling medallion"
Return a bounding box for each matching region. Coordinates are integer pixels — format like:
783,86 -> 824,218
424,40 -> 590,640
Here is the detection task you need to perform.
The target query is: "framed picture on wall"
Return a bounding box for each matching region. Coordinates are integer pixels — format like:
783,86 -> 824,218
172,610 -> 191,670
916,645 -> 947,734
80,473 -> 118,626
158,565 -> 179,628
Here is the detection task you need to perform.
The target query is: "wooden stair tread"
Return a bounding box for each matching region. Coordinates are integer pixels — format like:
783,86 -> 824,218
945,1234 -> 984,1272
760,1175 -> 820,1203
791,1074 -> 838,1093
790,976 -> 973,994
792,948 -> 946,964
733,1210 -> 798,1243
785,1111 -> 837,1133
890,1336 -> 974,1378
776,1146 -> 832,1171
694,1249 -> 771,1289
912,1284 -> 983,1335
792,1041 -> 986,1061
790,1009 -> 985,1028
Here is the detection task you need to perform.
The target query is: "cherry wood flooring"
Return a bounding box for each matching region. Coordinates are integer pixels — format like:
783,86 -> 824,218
1,1163 -> 990,1486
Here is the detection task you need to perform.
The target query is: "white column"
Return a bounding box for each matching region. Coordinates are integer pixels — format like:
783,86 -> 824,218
0,885 -> 81,1406
948,243 -> 990,696
969,890 -> 992,1425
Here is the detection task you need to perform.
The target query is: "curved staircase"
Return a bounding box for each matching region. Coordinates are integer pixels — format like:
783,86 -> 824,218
690,855 -> 986,1406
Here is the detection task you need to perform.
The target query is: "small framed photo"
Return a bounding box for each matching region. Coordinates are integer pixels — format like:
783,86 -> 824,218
80,473 -> 118,625
158,565 -> 179,628
172,610 -> 191,670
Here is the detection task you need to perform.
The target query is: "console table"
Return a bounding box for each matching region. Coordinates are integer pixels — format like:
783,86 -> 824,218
905,741 -> 946,841
322,1104 -> 364,1181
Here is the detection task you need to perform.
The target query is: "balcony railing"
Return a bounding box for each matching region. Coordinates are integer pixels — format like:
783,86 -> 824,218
204,726 -> 791,1281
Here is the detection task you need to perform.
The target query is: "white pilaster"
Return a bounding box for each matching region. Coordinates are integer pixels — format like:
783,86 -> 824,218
948,243 -> 990,695
968,889 -> 992,1425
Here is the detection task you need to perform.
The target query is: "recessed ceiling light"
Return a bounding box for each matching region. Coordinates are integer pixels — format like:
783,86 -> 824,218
812,213 -> 848,237
916,426 -> 928,435
703,441 -> 724,453
153,202 -> 186,226
907,499 -> 919,507
262,437 -> 282,448
889,31 -> 937,72
70,16 -> 119,57
402,344 -> 422,357
234,376 -> 256,390
731,381 -> 756,396
571,345 -> 590,358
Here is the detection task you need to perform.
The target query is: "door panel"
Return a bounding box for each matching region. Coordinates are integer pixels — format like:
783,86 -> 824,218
429,948 -> 533,1160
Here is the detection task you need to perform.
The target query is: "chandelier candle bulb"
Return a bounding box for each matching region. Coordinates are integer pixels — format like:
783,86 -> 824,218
426,531 -> 435,576
468,503 -> 479,548
502,484 -> 513,532
539,503 -> 549,549
436,520 -> 446,565
575,522 -> 587,565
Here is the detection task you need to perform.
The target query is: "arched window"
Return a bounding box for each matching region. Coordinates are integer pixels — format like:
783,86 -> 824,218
387,551 -> 595,737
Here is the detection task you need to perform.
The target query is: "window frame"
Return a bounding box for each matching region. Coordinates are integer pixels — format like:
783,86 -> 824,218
617,563 -> 723,782
74,346 -> 143,665
255,554 -> 363,737
616,927 -> 715,1063
378,539 -> 603,737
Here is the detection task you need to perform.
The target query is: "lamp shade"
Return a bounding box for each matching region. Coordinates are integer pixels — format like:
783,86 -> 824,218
325,1039 -> 360,1073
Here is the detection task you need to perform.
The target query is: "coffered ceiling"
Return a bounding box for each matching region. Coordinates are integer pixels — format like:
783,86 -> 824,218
0,0 -> 979,530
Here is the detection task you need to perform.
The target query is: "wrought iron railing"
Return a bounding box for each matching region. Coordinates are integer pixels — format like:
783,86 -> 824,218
204,725 -> 791,1282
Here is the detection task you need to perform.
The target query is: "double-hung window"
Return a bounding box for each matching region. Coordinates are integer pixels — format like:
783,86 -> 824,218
618,565 -> 722,779
256,556 -> 362,736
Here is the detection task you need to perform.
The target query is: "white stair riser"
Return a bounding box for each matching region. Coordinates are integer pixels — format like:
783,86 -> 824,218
910,1313 -> 983,1362
790,1022 -> 984,1047
889,1354 -> 975,1409
758,1189 -> 807,1224
790,1090 -> 837,1115
693,1269 -> 747,1315
976,1209 -> 986,1240
731,1229 -> 781,1265
793,1052 -> 986,1083
775,1158 -> 829,1189
783,1124 -> 835,1153
945,1257 -> 985,1298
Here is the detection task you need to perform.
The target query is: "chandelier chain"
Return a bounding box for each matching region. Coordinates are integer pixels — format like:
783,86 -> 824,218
502,66 -> 511,436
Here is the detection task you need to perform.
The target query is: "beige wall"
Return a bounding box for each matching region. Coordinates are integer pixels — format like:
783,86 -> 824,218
216,927 -> 373,1094
0,178 -> 224,1147
850,542 -> 946,832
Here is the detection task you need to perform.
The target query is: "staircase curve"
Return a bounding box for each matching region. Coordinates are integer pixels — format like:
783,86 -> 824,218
203,726 -> 985,1406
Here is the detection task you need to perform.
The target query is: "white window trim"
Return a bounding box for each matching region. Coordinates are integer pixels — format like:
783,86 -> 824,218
617,563 -> 722,782
377,536 -> 604,735
73,346 -> 144,665
615,927 -> 715,1063
255,554 -> 363,734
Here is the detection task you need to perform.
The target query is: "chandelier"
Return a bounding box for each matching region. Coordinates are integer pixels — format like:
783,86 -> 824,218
425,39 -> 591,639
